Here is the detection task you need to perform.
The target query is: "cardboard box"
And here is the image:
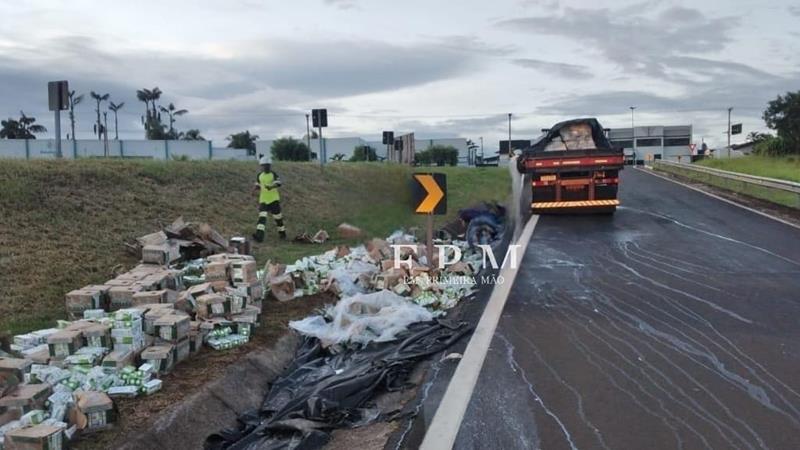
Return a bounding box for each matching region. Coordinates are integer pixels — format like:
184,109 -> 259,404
204,261 -> 229,282
72,390 -> 115,433
4,423 -> 63,450
46,330 -> 83,359
65,285 -> 109,320
140,345 -> 174,374
0,358 -> 32,390
0,383 -> 52,416
104,278 -> 135,287
229,236 -> 251,256
108,285 -> 143,311
142,242 -> 180,265
187,330 -> 203,354
131,289 -> 176,306
101,350 -> 133,371
195,294 -> 227,319
143,305 -> 175,335
172,337 -> 190,363
81,324 -> 111,349
154,315 -> 190,341
231,260 -> 257,285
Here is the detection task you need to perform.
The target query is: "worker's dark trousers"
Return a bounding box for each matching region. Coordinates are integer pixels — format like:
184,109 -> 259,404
254,201 -> 285,242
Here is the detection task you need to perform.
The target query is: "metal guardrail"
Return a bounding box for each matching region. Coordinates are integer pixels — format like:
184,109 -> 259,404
654,160 -> 800,194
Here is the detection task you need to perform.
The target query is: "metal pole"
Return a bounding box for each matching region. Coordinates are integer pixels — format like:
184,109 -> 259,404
727,107 -> 732,159
54,109 -> 62,158
103,112 -> 109,157
630,106 -> 636,165
507,113 -> 512,156
305,114 -> 311,161
426,214 -> 434,269
480,136 -> 483,158
318,123 -> 324,169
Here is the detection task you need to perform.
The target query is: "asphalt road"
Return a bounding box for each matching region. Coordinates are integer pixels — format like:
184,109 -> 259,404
454,168 -> 800,450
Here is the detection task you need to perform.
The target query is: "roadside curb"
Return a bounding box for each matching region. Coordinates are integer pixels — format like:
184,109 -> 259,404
418,215 -> 539,450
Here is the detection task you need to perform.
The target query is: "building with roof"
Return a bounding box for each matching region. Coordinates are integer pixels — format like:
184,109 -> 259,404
607,125 -> 693,163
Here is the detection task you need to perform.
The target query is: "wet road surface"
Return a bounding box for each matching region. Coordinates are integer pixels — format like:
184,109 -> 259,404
455,168 -> 800,450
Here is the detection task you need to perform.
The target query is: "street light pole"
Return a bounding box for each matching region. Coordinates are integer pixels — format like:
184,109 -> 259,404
480,136 -> 484,158
630,106 -> 636,165
727,107 -> 733,159
508,113 -> 512,156
305,113 -> 311,161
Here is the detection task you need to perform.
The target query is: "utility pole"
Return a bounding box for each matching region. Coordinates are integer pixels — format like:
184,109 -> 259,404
103,111 -> 109,157
630,106 -> 636,165
480,136 -> 484,159
305,113 -> 311,161
507,113 -> 512,156
727,107 -> 733,159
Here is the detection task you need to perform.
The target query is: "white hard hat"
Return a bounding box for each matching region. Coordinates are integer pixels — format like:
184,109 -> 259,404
259,154 -> 272,165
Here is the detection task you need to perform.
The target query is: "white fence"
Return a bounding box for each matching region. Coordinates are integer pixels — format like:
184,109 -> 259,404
0,139 -> 255,161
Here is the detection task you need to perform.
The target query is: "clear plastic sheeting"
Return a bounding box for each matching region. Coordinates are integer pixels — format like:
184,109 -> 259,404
289,291 -> 434,347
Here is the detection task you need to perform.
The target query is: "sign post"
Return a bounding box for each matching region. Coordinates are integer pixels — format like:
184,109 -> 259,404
382,131 -> 394,162
312,109 -> 328,168
48,80 -> 69,158
412,173 -> 446,268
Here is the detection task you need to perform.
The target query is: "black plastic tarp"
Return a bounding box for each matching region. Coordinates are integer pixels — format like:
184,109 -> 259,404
205,319 -> 470,450
526,117 -> 614,154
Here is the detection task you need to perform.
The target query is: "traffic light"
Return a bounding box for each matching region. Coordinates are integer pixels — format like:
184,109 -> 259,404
382,131 -> 394,145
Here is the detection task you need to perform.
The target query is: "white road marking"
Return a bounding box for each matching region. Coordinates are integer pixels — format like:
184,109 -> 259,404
637,167 -> 800,231
419,215 -> 540,450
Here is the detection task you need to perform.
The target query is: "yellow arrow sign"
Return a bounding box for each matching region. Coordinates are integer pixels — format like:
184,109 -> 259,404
414,174 -> 445,214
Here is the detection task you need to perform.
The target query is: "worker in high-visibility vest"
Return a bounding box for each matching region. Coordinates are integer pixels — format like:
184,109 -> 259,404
252,154 -> 286,242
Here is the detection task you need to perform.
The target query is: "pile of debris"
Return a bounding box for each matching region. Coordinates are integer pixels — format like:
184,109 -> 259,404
268,230 -> 482,319
1,221 -> 263,449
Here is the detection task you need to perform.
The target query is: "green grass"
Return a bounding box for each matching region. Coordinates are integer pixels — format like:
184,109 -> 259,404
656,159 -> 800,209
0,159 -> 509,336
696,156 -> 800,183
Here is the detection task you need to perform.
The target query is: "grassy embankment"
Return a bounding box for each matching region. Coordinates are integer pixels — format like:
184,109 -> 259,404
0,159 -> 509,336
696,155 -> 800,183
654,156 -> 800,208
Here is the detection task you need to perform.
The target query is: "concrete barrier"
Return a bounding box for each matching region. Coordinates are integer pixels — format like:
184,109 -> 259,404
653,160 -> 800,209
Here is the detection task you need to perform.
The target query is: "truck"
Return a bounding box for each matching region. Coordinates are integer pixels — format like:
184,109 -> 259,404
517,118 -> 624,214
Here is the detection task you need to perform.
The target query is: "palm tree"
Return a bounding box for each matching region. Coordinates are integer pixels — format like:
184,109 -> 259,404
0,111 -> 47,139
90,91 -> 110,140
159,102 -> 188,138
227,131 -> 259,155
150,87 -> 162,117
67,91 -> 84,140
180,129 -> 204,140
108,101 -> 124,140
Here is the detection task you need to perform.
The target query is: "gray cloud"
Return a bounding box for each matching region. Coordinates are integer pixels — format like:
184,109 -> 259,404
497,5 -> 737,78
323,0 -> 358,10
498,4 -> 798,145
0,35 -> 480,140
789,6 -> 800,16
511,58 -> 592,79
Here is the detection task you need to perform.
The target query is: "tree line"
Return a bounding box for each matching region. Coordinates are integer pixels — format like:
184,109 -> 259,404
0,86 -> 257,151
267,137 -> 460,165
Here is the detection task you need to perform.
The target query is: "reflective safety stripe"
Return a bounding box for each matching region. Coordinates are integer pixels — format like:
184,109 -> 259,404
272,213 -> 283,220
531,199 -> 620,208
259,211 -> 269,218
256,224 -> 266,230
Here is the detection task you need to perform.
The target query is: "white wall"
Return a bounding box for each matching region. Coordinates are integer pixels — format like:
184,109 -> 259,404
0,139 -> 254,161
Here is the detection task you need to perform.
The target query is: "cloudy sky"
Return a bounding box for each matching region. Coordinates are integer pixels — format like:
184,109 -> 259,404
1,0 -> 798,149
